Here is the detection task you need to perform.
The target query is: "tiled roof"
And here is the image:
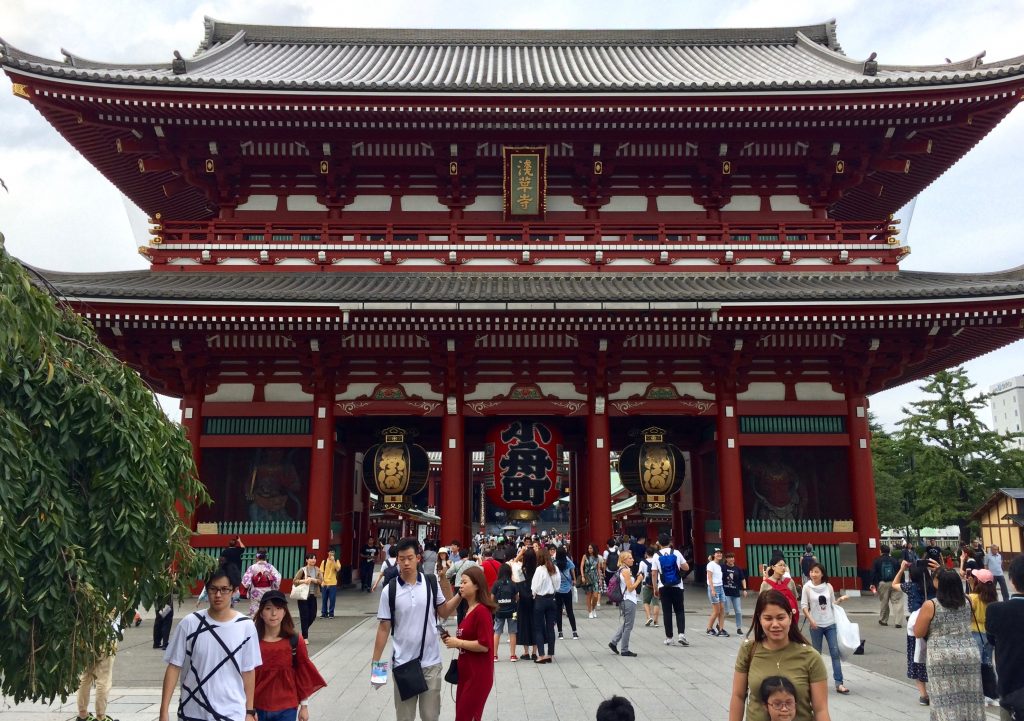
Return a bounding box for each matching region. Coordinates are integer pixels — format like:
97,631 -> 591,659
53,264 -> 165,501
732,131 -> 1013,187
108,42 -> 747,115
3,18 -> 1022,93
30,266 -> 1024,307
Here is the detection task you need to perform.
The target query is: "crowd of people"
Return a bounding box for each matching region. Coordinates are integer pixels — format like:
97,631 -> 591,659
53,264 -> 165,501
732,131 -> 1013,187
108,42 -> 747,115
71,531 -> 1023,721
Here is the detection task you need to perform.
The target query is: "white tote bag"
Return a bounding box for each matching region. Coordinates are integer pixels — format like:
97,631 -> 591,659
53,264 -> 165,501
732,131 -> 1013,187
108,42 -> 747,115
833,606 -> 860,661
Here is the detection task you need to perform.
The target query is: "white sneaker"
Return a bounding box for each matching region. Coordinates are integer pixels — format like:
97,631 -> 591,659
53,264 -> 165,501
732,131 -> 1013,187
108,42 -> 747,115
663,638 -> 673,645
678,635 -> 690,647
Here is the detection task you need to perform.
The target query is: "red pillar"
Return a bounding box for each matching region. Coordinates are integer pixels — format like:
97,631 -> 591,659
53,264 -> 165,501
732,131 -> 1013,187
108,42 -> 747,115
847,393 -> 881,582
180,391 -> 204,530
338,448 -> 355,568
690,451 -> 707,560
586,398 -> 613,548
307,393 -> 335,556
440,404 -> 466,546
572,450 -> 590,548
716,391 -> 745,564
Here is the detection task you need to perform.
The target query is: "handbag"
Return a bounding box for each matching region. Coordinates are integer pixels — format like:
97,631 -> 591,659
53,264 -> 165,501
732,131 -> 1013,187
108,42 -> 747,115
444,657 -> 459,685
969,599 -> 999,699
289,581 -> 310,601
392,573 -> 434,701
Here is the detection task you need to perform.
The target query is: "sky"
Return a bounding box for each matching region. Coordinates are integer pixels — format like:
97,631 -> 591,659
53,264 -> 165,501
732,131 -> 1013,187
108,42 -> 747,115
1,0 -> 1023,428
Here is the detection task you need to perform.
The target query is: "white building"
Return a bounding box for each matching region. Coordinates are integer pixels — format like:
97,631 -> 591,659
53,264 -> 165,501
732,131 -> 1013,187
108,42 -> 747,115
990,376 -> 1024,450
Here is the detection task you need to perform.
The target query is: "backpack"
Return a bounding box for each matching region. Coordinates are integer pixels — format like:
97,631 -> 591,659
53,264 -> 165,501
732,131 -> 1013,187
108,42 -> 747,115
382,560 -> 400,583
879,556 -> 897,582
658,551 -> 681,586
764,577 -> 800,623
605,550 -> 619,573
605,569 -> 624,604
801,553 -> 816,577
640,559 -> 654,587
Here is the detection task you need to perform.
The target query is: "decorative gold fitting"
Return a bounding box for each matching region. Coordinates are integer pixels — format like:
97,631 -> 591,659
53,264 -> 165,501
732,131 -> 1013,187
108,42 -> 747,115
319,160 -> 329,174
721,160 -> 732,175
835,160 -> 845,174
204,158 -> 215,173
449,161 -> 458,176
593,160 -> 603,175
11,83 -> 30,98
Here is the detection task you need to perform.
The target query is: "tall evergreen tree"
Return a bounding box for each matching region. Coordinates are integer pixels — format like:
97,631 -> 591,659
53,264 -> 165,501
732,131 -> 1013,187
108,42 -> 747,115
895,367 -> 1024,543
869,415 -> 918,533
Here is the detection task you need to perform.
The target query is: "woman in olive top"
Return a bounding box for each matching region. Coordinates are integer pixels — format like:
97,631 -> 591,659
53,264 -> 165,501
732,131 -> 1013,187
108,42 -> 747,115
729,590 -> 832,721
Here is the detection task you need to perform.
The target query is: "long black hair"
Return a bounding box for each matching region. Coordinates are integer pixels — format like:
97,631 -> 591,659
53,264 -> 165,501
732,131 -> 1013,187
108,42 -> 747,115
522,548 -> 538,582
555,546 -> 568,572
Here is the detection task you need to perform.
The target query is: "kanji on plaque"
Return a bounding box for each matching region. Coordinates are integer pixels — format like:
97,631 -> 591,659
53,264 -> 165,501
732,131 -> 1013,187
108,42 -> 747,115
503,146 -> 546,219
484,420 -> 563,512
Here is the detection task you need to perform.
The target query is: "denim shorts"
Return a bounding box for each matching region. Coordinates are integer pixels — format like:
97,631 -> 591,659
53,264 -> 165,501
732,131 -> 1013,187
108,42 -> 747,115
707,585 -> 725,603
494,616 -> 518,634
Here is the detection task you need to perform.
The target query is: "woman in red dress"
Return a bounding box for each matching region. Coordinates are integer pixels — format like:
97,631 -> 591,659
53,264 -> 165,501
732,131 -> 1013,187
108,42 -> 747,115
443,565 -> 497,721
253,590 -> 326,721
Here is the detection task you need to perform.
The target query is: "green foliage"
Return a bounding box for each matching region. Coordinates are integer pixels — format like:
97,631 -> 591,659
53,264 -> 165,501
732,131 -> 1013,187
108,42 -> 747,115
869,416 -> 917,531
889,368 -> 1024,542
0,239 -> 212,702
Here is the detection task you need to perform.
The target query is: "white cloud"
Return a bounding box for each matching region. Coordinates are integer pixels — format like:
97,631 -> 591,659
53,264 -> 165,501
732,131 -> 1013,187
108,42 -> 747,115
2,1 -> 1023,430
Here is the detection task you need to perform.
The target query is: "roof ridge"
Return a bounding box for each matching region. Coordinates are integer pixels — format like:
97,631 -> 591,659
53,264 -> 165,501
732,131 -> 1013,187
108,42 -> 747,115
199,19 -> 838,49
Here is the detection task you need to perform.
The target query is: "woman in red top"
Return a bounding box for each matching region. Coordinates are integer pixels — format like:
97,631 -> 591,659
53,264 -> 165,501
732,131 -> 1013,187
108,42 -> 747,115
253,591 -> 326,721
443,565 -> 497,721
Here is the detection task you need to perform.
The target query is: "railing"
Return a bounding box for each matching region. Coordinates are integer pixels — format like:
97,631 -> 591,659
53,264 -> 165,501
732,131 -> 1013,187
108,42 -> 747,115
195,546 -> 307,582
746,544 -> 855,580
745,519 -> 853,533
196,520 -> 307,535
154,218 -> 895,247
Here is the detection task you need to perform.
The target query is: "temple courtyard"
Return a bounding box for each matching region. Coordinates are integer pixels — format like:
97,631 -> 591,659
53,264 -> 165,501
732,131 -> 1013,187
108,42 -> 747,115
0,590 -> 992,720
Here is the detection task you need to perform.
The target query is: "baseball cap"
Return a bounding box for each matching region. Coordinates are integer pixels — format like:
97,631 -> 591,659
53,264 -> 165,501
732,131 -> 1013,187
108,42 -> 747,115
258,590 -> 288,609
972,569 -> 994,584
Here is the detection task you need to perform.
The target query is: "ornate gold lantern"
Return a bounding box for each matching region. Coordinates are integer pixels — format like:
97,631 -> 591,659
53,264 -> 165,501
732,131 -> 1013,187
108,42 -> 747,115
617,426 -> 686,514
361,426 -> 429,511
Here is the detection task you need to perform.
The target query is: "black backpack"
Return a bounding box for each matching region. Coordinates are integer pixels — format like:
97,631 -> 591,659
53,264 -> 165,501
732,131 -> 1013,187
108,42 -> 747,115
605,550 -> 619,573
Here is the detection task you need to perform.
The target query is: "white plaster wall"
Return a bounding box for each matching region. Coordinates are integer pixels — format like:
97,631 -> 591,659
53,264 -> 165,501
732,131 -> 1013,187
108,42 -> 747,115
346,195 -> 391,211
656,196 -> 703,212
464,382 -> 513,401
737,383 -> 786,401
795,383 -> 845,401
206,383 -> 255,403
286,195 -> 327,211
770,195 -> 811,211
547,195 -> 581,212
236,195 -> 278,211
401,196 -> 449,212
603,196 -> 648,212
721,195 -> 761,211
265,383 -> 314,402
464,196 -> 503,212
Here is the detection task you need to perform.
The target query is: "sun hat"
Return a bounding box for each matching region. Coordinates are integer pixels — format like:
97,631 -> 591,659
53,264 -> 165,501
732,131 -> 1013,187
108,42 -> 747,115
972,569 -> 994,584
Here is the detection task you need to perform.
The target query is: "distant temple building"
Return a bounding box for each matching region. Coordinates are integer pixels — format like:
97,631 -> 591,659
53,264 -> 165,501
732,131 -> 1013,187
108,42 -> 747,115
5,19 -> 1024,584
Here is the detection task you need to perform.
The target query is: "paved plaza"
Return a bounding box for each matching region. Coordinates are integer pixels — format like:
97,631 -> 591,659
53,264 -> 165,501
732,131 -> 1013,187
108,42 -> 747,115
2,589 -> 998,721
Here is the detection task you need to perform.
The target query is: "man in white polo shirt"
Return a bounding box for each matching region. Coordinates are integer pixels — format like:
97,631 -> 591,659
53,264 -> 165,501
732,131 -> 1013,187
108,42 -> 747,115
370,537 -> 462,721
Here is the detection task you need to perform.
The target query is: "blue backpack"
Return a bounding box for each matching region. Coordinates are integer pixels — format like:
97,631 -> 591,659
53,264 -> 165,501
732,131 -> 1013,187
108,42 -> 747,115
658,552 -> 681,586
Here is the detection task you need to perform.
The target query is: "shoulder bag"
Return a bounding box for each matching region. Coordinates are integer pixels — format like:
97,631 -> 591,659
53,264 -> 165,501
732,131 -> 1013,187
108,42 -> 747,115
392,574 -> 434,701
290,568 -> 310,601
969,600 -> 999,699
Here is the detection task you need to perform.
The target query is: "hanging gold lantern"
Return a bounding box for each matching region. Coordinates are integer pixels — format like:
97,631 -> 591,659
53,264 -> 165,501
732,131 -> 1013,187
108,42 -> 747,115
362,426 -> 429,511
618,426 -> 686,514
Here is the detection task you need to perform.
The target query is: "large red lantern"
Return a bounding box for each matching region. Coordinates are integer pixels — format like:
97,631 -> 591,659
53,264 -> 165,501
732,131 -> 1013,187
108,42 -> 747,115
484,420 -> 563,520
617,426 -> 687,514
362,426 -> 429,511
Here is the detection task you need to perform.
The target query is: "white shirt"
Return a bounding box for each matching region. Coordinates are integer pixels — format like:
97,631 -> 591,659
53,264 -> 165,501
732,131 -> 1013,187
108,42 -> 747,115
377,573 -> 444,668
654,549 -> 687,590
620,567 -> 639,603
508,560 -> 525,583
164,610 -> 261,721
531,566 -> 559,596
707,560 -> 723,587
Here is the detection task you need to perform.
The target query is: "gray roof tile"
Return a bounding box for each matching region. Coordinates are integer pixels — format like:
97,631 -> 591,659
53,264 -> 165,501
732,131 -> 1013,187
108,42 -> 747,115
3,19 -> 1022,93
30,267 -> 1024,306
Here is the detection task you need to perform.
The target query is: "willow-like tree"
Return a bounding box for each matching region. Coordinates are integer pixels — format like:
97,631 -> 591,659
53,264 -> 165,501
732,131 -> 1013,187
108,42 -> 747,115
0,233 -> 211,702
895,367 -> 1024,543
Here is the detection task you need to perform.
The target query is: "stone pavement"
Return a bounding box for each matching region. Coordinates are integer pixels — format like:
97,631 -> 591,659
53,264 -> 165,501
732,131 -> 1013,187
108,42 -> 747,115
0,591 -> 995,720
